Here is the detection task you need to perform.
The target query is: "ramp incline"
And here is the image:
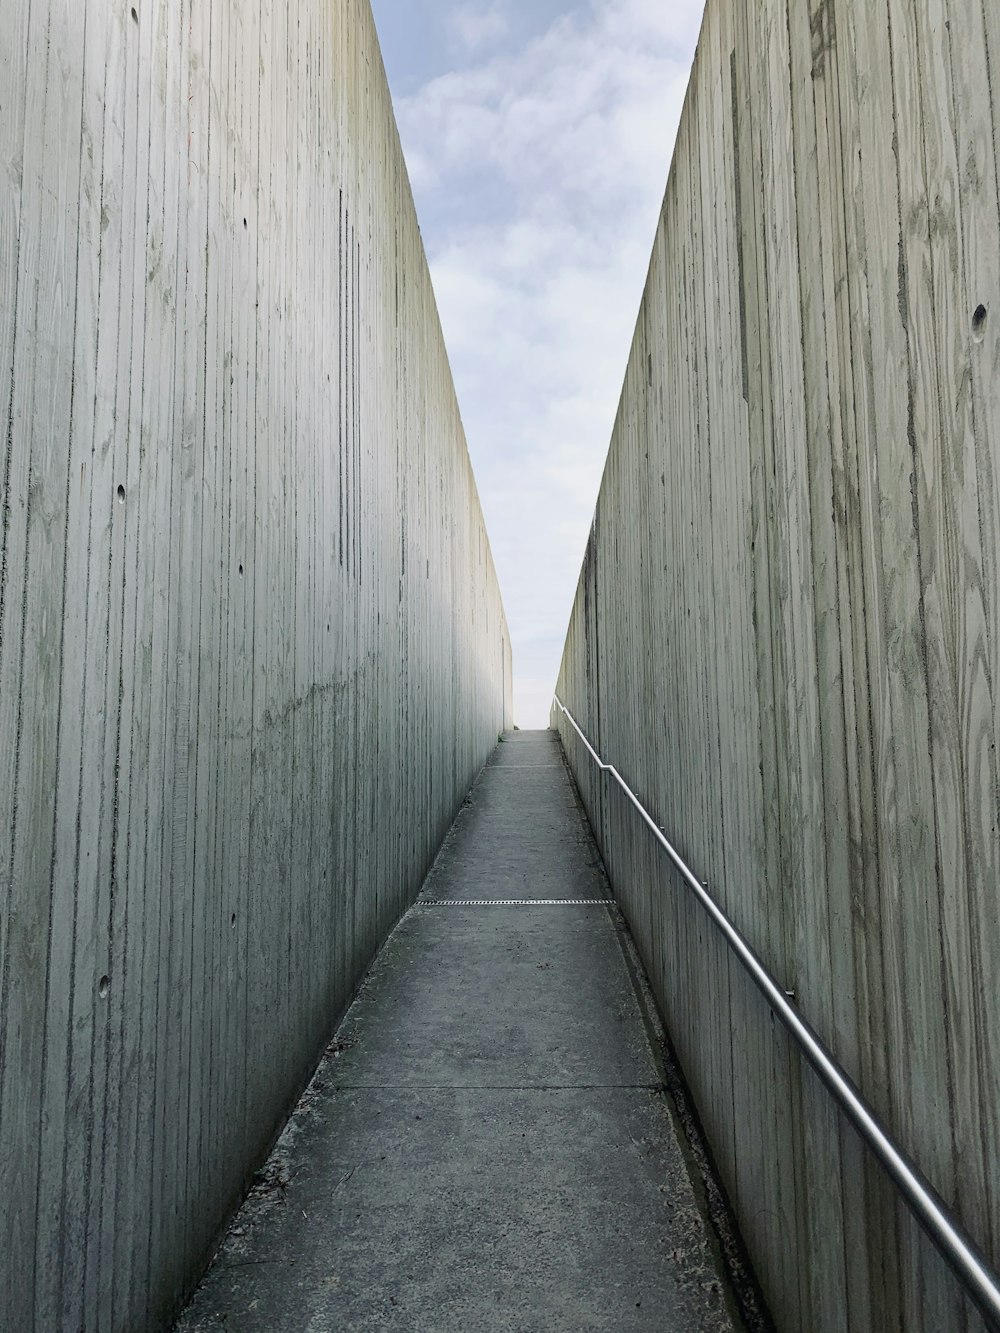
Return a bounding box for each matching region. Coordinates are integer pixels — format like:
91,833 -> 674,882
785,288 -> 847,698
176,731 -> 744,1331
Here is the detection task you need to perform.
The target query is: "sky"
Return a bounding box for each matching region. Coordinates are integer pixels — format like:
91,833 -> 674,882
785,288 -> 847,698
369,0 -> 705,727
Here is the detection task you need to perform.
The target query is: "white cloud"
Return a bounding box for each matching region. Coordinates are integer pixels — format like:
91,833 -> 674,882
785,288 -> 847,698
452,2 -> 511,52
393,0 -> 703,725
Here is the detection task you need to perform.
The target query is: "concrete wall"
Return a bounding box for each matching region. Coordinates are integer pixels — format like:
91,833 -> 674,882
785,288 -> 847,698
554,0 -> 1000,1329
0,1 -> 511,1327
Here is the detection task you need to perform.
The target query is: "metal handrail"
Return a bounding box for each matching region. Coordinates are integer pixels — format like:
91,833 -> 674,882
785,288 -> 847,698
552,693 -> 1000,1330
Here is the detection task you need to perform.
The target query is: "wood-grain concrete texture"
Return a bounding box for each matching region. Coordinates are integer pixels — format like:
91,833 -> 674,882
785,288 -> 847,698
0,1 -> 511,1328
553,0 -> 1000,1329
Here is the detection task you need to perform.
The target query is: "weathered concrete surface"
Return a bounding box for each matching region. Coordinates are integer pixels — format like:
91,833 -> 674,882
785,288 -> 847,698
0,2 -> 510,1327
554,0 -> 1000,1330
175,732 -> 743,1332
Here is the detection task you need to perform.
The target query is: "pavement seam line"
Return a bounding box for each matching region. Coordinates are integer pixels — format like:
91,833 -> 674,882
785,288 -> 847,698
329,1083 -> 669,1092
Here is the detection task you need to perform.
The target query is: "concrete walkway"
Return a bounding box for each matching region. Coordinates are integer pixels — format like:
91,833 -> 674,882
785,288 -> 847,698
176,731 -> 743,1332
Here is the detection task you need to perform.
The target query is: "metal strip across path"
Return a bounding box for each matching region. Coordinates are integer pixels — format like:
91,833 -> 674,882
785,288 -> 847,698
176,731 -> 746,1332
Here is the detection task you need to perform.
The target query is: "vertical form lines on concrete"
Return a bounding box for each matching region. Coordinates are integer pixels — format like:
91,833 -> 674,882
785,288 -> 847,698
0,0 -> 511,1327
555,0 -> 1000,1328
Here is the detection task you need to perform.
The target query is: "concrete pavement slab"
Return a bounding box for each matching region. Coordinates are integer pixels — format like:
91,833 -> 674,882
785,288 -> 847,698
176,1085 -> 734,1333
325,904 -> 657,1089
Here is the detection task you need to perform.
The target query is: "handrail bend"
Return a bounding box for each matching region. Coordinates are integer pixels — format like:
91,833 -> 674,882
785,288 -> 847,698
552,693 -> 1000,1331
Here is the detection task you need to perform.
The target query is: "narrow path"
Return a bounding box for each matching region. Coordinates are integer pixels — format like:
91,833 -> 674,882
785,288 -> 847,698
176,731 -> 742,1332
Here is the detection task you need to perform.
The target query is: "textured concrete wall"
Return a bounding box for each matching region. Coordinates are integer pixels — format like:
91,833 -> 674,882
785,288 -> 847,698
0,1 -> 511,1327
554,0 -> 1000,1329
